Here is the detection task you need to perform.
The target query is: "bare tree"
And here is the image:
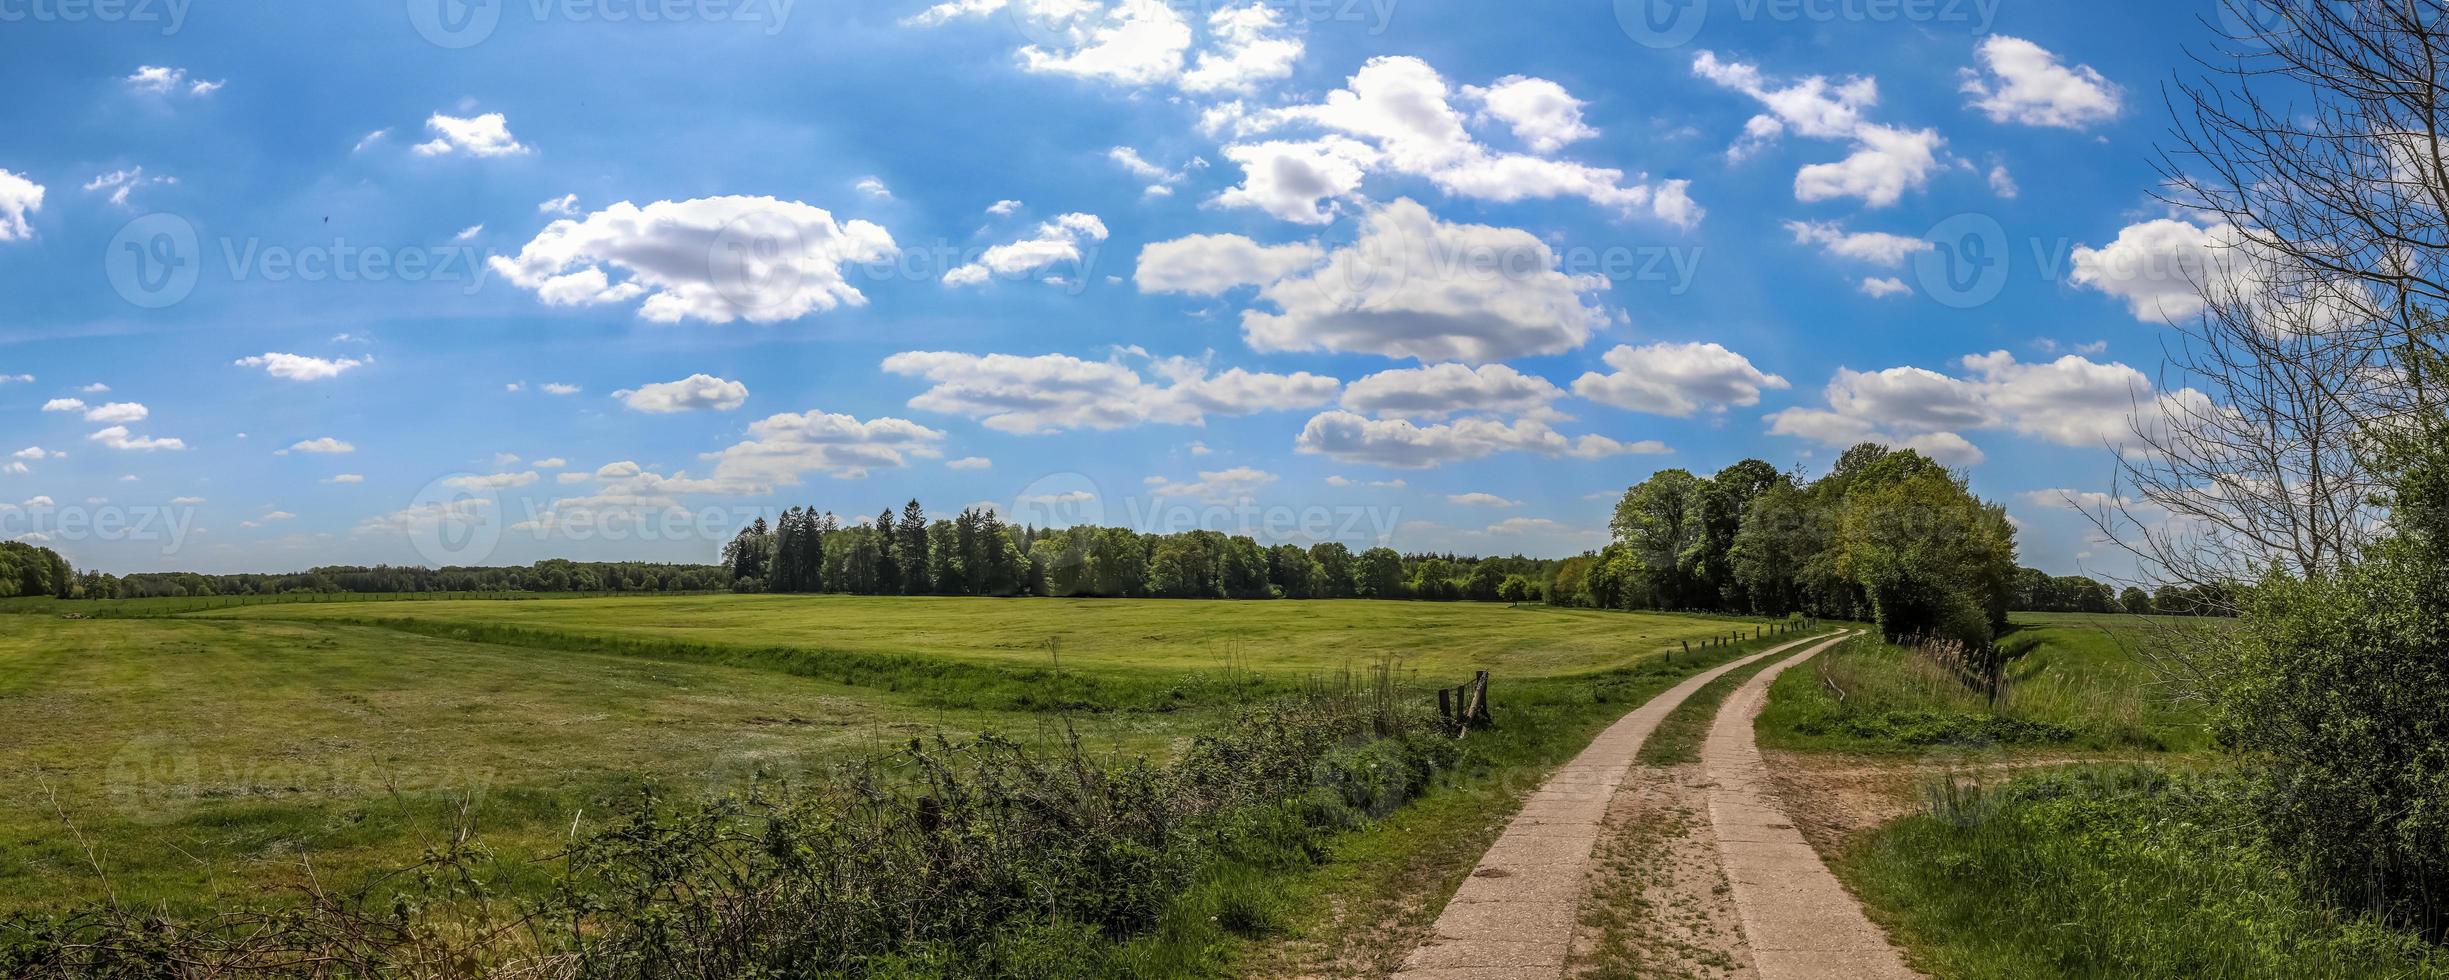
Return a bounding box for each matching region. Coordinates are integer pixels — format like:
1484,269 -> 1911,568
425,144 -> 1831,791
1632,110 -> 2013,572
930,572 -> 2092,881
2091,0 -> 2449,601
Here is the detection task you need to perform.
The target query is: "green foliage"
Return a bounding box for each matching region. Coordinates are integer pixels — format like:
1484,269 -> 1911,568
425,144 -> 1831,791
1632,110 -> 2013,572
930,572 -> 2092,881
2211,420 -> 2449,935
1845,766 -> 2449,979
0,542 -> 73,599
1571,445 -> 2019,647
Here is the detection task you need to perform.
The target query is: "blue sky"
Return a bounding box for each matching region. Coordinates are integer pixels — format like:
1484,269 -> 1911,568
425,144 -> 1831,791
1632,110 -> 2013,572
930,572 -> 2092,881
0,0 -> 2242,574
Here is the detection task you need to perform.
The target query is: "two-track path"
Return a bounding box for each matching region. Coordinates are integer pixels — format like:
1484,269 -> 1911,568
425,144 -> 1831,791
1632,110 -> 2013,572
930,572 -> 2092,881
1393,630 -> 1859,980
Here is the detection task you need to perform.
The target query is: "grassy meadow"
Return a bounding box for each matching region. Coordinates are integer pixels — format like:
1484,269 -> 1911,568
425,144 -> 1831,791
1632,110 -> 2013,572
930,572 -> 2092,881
0,593 -> 1789,929
192,592 -> 1778,679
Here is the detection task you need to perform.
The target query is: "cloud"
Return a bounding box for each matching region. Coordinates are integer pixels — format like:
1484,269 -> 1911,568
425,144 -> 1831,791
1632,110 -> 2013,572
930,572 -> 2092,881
539,193 -> 581,215
1178,3 -> 1301,92
1447,492 -> 1520,507
943,212 -> 1106,286
1694,51 -> 1944,207
1215,57 -> 1696,226
541,382 -> 581,395
445,471 -> 541,490
909,0 -> 1297,95
1109,146 -> 1198,196
353,129 -> 391,153
489,195 -> 896,323
171,496 -> 204,504
1020,0 -> 1193,86
986,199 -> 1023,216
82,167 -> 176,207
124,65 -> 222,96
83,402 -> 149,424
1147,199 -> 1610,363
616,374 -> 750,413
884,350 -> 1337,433
854,176 -> 893,199
234,352 -> 371,381
1987,163 -> 2018,198
1341,363 -> 1565,420
284,437 -> 356,454
41,398 -> 84,413
1295,411 -> 1667,468
0,374 -> 29,384
1960,36 -> 2121,129
1785,220 -> 1931,266
1462,75 -> 1597,153
1860,276 -> 1912,298
1571,342 -> 1789,417
412,111 -> 530,157
1795,124 -> 1944,207
88,426 -> 185,451
454,224 -> 483,241
695,410 -> 948,486
2068,218 -> 2228,321
324,474 -> 365,484
1135,233 -> 1324,295
0,169 -> 43,241
1766,350 -> 2191,465
1144,466 -> 1277,503
947,456 -> 992,470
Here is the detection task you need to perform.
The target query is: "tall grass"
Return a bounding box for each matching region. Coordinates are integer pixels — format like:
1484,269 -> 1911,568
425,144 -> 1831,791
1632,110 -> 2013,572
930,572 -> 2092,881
1757,626 -> 2204,753
1844,766 -> 2449,979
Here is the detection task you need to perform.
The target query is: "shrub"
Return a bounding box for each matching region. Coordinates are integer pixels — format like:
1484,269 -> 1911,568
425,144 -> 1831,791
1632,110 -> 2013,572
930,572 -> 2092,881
2215,422 -> 2449,935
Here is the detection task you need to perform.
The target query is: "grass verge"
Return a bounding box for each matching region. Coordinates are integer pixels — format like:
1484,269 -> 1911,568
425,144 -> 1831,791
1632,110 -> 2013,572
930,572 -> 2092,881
1840,765 -> 2449,979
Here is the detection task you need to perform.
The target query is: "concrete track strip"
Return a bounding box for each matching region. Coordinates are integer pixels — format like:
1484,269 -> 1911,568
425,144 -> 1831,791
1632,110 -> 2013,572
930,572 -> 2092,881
1701,632 -> 1922,979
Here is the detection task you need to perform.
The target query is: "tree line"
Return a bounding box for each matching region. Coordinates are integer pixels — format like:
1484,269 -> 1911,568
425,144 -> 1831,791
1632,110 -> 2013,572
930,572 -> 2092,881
1546,444 -> 2020,645
59,559 -> 732,600
720,501 -> 1560,601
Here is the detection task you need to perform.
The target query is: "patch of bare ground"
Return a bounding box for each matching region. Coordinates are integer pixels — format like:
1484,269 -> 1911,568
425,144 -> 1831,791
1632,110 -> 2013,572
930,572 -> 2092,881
1763,750 -> 2127,857
1569,763 -> 1753,980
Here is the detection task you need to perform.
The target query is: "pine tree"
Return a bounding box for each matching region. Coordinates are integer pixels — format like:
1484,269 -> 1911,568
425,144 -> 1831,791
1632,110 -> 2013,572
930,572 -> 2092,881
898,500 -> 930,594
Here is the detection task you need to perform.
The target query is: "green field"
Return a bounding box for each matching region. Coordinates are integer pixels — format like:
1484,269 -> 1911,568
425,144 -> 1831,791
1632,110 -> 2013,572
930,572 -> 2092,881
194,593 -> 1777,679
0,595 -> 1780,919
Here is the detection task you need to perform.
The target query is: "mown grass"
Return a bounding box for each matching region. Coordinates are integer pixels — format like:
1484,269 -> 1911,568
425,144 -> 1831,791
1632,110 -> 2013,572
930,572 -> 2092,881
0,615 -> 1199,916
196,593 -> 1787,679
1756,618 -> 2211,754
1843,766 -> 2449,979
